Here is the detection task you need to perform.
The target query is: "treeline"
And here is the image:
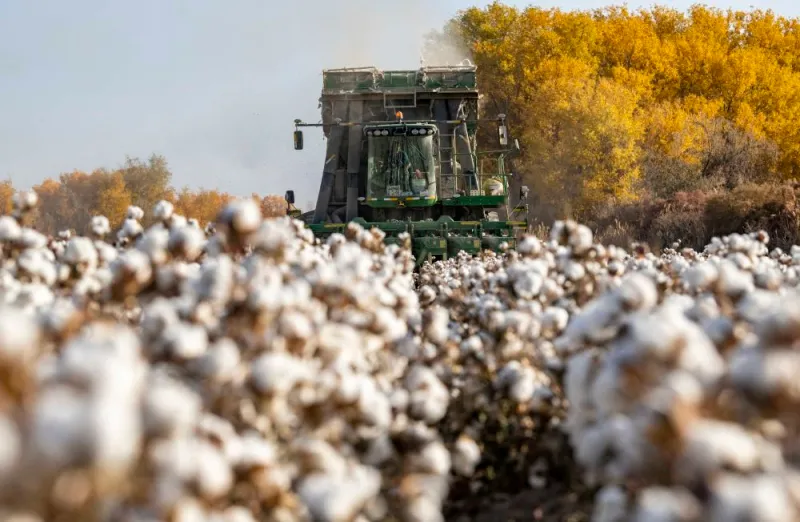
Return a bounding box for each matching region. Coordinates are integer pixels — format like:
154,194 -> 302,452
0,155 -> 288,236
428,3 -> 800,248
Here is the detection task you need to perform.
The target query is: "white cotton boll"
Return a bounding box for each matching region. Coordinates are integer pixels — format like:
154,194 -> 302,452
250,352 -> 313,396
565,260 -> 586,282
730,348 -> 800,405
717,261 -> 754,298
90,216 -> 111,236
567,224 -> 593,255
170,214 -> 188,229
127,206 -> 145,221
632,487 -> 702,522
142,375 -> 202,438
168,225 -> 206,261
0,306 -> 40,363
508,366 -> 536,403
403,495 -> 445,522
141,298 -> 180,339
617,273 -> 658,311
16,248 -> 57,285
707,473 -> 796,522
509,268 -> 543,299
238,431 -> 279,469
30,385 -> 90,469
118,218 -> 144,240
675,420 -> 764,486
94,240 -> 117,265
112,249 -> 153,284
171,498 -> 207,522
409,441 -> 452,476
13,190 -> 38,211
193,338 -> 241,383
459,334 -> 483,356
423,306 -> 449,345
195,440 -> 234,500
153,200 -> 174,221
220,199 -> 262,235
0,215 -> 22,242
222,506 -> 257,522
163,322 -> 209,361
357,380 -> 392,428
149,437 -> 199,486
136,227 -> 170,265
517,235 -> 542,257
297,467 -> 382,522
0,415 -> 21,477
559,293 -> 622,350
451,435 -> 481,476
89,392 -> 142,474
593,484 -> 628,522
63,236 -> 98,272
18,228 -> 47,250
542,306 -> 569,336
405,365 -> 449,424
682,262 -> 718,292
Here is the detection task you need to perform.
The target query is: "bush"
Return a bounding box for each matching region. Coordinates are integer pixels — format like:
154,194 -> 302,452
584,184 -> 799,252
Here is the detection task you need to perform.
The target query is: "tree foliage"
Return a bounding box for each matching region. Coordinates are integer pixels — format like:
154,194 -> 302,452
2,154 -> 287,237
428,3 -> 800,218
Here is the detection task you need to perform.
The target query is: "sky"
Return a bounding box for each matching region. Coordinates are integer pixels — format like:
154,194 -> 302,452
1,0 -> 798,209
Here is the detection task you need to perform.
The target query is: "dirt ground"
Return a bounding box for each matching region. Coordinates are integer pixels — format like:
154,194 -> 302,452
446,485 -> 595,522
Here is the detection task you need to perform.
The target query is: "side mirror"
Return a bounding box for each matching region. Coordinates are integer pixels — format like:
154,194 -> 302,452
293,130 -> 304,150
513,138 -> 520,153
285,190 -> 295,205
520,185 -> 530,200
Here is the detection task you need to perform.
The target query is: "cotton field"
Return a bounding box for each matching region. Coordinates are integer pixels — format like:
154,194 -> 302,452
0,192 -> 799,522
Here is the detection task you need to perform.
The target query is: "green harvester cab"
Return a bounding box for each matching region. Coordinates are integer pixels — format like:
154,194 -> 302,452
287,64 -> 530,266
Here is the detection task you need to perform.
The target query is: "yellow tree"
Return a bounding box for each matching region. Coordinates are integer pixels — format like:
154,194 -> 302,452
0,180 -> 14,215
260,195 -> 288,218
96,172 -> 133,231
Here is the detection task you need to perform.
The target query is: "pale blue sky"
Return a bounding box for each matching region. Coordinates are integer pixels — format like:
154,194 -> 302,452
1,1 -> 797,207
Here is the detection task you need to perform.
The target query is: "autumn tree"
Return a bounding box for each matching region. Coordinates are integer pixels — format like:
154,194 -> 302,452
427,3 -> 800,218
0,180 -> 14,215
260,195 -> 288,218
119,154 -> 173,224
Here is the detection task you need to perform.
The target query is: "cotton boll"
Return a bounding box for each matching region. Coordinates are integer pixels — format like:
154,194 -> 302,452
162,322 -> 209,361
0,215 -> 22,242
153,200 -> 174,222
297,466 -> 381,522
451,435 -> 481,476
142,374 -> 202,438
250,352 -> 313,396
193,338 -> 241,383
29,385 -> 91,469
707,473 -> 796,522
89,216 -> 111,237
405,365 -> 449,424
632,487 -> 702,522
0,415 -> 21,478
194,440 -> 234,500
592,485 -> 628,522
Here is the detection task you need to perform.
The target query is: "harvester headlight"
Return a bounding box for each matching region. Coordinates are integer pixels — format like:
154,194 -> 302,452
411,129 -> 419,135
381,130 -> 389,136
428,129 -> 435,135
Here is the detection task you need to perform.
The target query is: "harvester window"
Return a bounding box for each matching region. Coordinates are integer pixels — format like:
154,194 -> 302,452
367,134 -> 436,199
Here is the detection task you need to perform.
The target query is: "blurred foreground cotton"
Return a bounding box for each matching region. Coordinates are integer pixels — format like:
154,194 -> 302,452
0,192 -> 798,521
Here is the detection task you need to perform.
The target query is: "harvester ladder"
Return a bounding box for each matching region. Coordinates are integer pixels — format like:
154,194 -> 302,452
438,132 -> 457,198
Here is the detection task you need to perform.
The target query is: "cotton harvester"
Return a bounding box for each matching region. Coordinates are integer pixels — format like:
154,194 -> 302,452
286,63 -> 530,266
